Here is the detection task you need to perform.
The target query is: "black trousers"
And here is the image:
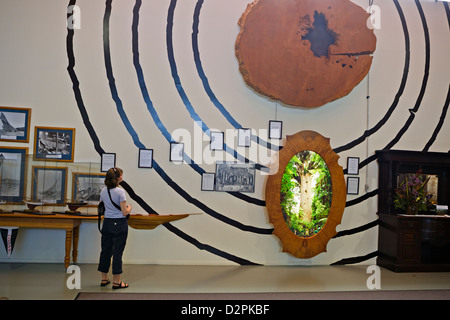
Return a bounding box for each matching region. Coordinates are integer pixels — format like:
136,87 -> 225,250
98,218 -> 128,275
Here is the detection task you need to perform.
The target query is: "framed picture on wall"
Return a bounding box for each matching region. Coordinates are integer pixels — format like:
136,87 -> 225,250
347,176 -> 360,195
0,106 -> 31,143
170,142 -> 184,162
31,166 -> 67,205
269,120 -> 282,140
210,131 -> 224,151
347,157 -> 360,175
101,153 -> 116,172
138,148 -> 153,168
0,146 -> 28,204
238,128 -> 251,147
33,127 -> 75,162
215,161 -> 255,193
72,172 -> 105,205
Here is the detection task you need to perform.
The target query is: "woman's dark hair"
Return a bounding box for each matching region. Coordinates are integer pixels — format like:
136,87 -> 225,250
104,167 -> 123,189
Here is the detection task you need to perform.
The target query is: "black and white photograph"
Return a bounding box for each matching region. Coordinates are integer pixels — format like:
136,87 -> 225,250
210,131 -> 224,151
238,128 -> 251,147
0,106 -> 31,142
34,127 -> 75,162
0,147 -> 27,203
269,120 -> 282,139
215,162 -> 255,193
170,142 -> 184,162
72,173 -> 106,205
31,166 -> 67,204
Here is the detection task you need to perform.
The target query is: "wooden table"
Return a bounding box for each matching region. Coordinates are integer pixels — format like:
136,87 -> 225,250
0,212 -> 96,268
0,212 -> 200,268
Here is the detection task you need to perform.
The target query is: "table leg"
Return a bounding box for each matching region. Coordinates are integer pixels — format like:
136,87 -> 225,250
72,225 -> 80,264
64,228 -> 73,269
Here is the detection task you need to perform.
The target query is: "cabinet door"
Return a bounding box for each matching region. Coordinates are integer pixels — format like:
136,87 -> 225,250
399,220 -> 421,264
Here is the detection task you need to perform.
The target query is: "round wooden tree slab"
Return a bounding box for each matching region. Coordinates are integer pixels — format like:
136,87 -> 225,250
235,0 -> 376,108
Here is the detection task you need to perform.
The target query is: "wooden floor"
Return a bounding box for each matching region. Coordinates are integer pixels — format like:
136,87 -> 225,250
1,263 -> 450,300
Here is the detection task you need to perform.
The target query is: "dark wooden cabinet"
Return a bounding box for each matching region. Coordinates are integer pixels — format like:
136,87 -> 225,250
378,213 -> 450,272
376,150 -> 450,272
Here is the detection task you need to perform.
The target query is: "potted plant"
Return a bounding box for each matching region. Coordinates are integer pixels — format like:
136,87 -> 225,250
393,170 -> 432,215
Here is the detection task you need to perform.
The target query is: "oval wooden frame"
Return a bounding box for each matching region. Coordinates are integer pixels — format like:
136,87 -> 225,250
265,130 -> 346,259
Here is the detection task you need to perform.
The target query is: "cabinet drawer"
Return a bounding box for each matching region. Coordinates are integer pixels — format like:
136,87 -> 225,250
401,231 -> 419,244
400,220 -> 420,230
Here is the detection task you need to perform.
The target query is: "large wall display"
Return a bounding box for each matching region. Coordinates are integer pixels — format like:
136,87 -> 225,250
235,0 -> 377,108
0,0 -> 449,266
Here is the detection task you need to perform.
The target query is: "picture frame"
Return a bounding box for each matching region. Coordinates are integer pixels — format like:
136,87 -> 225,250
210,131 -> 224,151
347,157 -> 360,175
215,161 -> 255,193
269,120 -> 282,140
72,172 -> 105,205
238,128 -> 251,147
138,148 -> 153,168
0,106 -> 31,143
170,142 -> 184,162
201,172 -> 215,191
0,147 -> 28,204
34,126 -> 75,162
347,176 -> 360,195
101,153 -> 116,172
31,166 -> 67,205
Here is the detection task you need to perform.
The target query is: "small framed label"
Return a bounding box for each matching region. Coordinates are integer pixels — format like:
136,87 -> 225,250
210,131 -> 224,151
269,120 -> 282,140
347,157 -> 360,175
138,149 -> 153,168
201,173 -> 215,191
347,177 -> 360,195
238,128 -> 251,147
101,153 -> 116,172
170,142 -> 184,162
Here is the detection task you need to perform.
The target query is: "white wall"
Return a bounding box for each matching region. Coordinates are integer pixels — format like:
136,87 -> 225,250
0,0 -> 449,266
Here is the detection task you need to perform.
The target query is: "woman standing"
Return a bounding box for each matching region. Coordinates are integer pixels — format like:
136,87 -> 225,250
98,167 -> 132,289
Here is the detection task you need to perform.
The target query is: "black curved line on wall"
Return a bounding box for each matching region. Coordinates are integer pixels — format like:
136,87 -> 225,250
66,0 -> 104,156
346,0 -> 430,173
331,251 -> 378,266
334,0 -> 410,154
192,0 -> 281,152
423,85 -> 450,152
